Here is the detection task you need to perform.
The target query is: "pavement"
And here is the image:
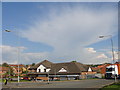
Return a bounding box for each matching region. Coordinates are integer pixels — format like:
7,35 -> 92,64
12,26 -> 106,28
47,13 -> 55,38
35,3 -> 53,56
2,79 -> 116,89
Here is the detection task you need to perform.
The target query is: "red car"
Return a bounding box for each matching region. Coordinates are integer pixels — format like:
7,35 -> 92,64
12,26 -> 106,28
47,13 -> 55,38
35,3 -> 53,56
20,77 -> 31,80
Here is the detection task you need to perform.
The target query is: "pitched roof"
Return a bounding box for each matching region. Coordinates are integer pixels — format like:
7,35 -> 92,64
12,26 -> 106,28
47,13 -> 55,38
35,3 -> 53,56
13,67 -> 23,71
115,62 -> 120,64
29,60 -> 53,69
9,64 -> 25,67
91,64 -> 111,73
50,62 -> 89,74
0,66 -> 9,71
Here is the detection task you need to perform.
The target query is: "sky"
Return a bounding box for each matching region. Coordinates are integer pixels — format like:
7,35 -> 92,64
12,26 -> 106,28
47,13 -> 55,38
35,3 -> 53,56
1,2 -> 119,64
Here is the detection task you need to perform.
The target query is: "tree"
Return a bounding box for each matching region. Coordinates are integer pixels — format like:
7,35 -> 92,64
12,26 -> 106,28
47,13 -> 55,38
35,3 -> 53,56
2,63 -> 14,76
2,62 -> 9,67
31,63 -> 35,66
71,61 -> 77,62
26,64 -> 28,67
3,67 -> 14,77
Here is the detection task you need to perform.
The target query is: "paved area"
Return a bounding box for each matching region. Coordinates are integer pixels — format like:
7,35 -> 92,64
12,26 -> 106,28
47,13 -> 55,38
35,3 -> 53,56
2,79 -> 116,88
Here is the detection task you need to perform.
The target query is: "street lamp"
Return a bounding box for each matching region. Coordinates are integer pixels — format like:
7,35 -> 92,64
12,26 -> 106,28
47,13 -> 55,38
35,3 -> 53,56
5,30 -> 20,84
47,71 -> 50,84
5,30 -> 11,32
99,35 -> 116,82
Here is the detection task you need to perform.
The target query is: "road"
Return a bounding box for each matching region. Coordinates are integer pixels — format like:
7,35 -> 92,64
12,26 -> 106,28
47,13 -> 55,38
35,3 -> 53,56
2,79 -> 115,89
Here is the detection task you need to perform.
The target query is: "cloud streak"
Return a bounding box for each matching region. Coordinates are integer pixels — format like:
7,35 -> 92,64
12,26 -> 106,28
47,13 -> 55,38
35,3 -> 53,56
3,3 -> 118,64
20,3 -> 117,64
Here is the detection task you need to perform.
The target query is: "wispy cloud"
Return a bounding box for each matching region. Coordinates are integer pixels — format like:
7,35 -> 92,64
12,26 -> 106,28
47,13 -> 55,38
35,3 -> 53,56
20,3 -> 117,64
1,45 -> 48,64
21,4 -> 117,47
3,3 -> 118,64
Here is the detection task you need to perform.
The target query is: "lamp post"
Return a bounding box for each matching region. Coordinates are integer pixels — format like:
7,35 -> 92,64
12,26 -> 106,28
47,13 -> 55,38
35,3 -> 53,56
99,35 -> 116,82
5,30 -> 20,84
47,71 -> 50,84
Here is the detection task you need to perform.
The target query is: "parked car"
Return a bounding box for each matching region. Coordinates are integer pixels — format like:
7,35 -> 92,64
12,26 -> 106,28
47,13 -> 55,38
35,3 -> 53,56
20,77 -> 31,80
36,77 -> 48,81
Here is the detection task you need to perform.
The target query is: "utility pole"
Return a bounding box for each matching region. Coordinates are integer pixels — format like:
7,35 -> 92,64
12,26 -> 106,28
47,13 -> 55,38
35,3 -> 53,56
99,35 -> 117,82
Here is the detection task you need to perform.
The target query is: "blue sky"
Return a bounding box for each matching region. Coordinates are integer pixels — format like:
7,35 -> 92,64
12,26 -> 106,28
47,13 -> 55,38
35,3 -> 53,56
2,2 -> 118,64
2,2 -> 53,52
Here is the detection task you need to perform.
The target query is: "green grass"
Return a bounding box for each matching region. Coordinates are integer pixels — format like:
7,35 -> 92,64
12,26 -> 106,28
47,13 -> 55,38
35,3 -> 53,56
100,82 -> 120,90
0,79 -> 3,83
19,80 -> 31,82
104,85 -> 120,88
8,80 -> 31,82
0,78 -> 31,83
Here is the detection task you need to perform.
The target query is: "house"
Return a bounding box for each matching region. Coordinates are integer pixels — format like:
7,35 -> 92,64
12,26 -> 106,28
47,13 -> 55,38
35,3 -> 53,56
29,60 -> 53,73
12,67 -> 22,76
91,62 -> 120,78
92,64 -> 111,77
49,62 -> 95,80
28,60 -> 96,80
26,65 -> 32,72
81,67 -> 97,79
28,60 -> 53,80
9,64 -> 25,76
0,66 -> 9,77
105,62 -> 120,78
0,66 -> 9,74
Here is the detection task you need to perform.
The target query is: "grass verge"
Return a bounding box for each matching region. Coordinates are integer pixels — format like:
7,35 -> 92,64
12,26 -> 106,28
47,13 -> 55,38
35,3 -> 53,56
100,81 -> 120,90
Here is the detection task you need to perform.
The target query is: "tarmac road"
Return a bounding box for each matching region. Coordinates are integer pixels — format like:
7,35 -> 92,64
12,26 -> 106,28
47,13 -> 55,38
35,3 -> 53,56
2,79 -> 116,88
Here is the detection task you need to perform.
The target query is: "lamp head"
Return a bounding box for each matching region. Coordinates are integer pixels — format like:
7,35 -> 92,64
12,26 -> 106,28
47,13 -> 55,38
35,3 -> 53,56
5,30 -> 11,32
99,36 -> 104,38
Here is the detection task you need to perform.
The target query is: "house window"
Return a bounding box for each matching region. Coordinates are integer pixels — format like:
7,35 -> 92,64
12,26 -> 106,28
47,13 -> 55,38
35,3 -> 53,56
106,68 -> 115,72
39,69 -> 41,72
44,69 -> 46,72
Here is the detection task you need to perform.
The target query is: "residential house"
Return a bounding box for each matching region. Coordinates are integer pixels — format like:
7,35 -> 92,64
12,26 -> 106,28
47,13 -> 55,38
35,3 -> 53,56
115,62 -> 120,72
105,62 -> 120,78
29,60 -> 53,73
49,62 -> 95,80
28,60 -> 96,80
91,62 -> 120,78
12,67 -> 22,76
28,60 -> 53,80
0,66 -> 9,77
9,64 -> 25,76
26,65 -> 32,72
81,67 -> 97,79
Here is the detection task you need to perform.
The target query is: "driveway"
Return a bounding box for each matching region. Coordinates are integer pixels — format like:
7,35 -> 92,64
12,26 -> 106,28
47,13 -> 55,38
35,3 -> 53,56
2,79 -> 115,88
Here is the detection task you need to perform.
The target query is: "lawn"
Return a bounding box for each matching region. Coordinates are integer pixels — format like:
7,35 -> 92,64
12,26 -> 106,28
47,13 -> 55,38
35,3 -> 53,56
101,81 -> 120,90
1,78 -> 31,83
0,79 -> 3,83
9,80 -> 31,82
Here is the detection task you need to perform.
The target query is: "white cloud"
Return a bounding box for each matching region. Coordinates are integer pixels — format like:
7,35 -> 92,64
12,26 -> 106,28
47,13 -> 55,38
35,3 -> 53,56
107,51 -> 119,61
21,4 -> 117,47
1,45 -> 113,64
75,47 -> 111,64
4,3 -> 118,64
20,4 -> 117,64
113,51 -> 118,60
96,54 -> 108,59
1,45 -> 48,64
87,48 -> 96,53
